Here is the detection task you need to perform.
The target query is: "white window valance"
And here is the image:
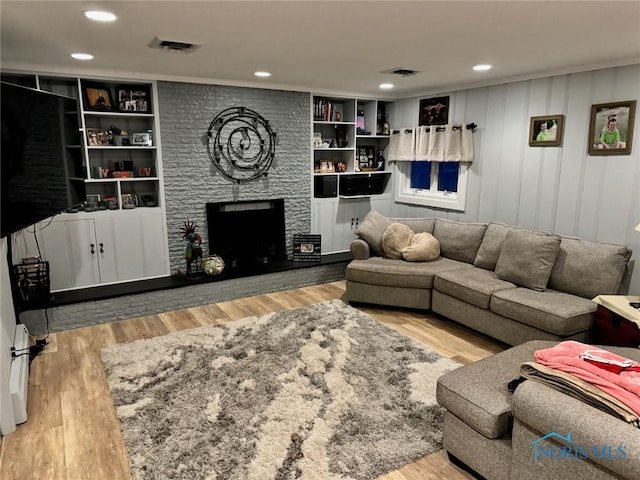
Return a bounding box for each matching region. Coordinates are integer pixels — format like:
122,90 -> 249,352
388,124 -> 474,162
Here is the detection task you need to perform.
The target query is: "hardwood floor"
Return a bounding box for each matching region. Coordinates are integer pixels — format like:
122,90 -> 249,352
0,281 -> 506,480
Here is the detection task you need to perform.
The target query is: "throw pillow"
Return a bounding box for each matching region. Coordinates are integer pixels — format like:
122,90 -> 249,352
354,210 -> 393,256
473,222 -> 513,270
382,223 -> 415,259
494,230 -> 561,291
402,232 -> 440,262
433,219 -> 487,263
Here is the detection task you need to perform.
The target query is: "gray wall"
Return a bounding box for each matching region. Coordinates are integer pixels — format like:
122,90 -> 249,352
391,64 -> 640,294
157,82 -> 311,272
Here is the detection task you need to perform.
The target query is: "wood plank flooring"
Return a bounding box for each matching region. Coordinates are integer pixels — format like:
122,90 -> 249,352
0,281 -> 506,480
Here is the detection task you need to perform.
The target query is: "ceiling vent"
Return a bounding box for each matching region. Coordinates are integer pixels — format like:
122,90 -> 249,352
382,67 -> 420,77
148,36 -> 202,54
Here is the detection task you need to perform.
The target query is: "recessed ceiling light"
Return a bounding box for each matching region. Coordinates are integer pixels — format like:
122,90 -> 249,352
84,10 -> 117,22
473,64 -> 492,72
379,83 -> 394,90
71,53 -> 94,61
254,71 -> 271,77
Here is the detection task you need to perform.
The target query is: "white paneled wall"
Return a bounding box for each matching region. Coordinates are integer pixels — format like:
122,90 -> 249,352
391,64 -> 640,294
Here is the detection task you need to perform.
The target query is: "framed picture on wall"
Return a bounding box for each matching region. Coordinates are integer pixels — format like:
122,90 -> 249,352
528,114 -> 564,147
419,96 -> 449,126
588,100 -> 636,156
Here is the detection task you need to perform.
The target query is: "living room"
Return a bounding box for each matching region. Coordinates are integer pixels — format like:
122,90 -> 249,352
1,2 -> 640,479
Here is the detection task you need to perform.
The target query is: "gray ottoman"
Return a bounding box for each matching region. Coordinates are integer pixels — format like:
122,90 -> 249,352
436,340 -> 556,480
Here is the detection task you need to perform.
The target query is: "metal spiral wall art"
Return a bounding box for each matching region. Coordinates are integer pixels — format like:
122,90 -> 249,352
206,107 -> 277,183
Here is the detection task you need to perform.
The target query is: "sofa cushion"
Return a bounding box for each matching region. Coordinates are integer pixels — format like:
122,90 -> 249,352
490,288 -> 596,336
473,222 -> 541,271
548,236 -> 632,299
433,219 -> 487,264
346,257 -> 471,289
495,230 -> 560,291
354,210 -> 393,256
382,223 -> 415,259
434,267 -> 516,309
402,232 -> 440,262
437,340 -> 556,439
392,218 -> 435,235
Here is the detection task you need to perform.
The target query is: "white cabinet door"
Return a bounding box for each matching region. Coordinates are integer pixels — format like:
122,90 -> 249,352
95,211 -> 169,283
335,198 -> 370,252
312,200 -> 339,254
37,217 -> 100,291
140,211 -> 169,278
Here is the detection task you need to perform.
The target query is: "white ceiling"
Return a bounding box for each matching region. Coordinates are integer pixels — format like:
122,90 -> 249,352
2,1 -> 640,99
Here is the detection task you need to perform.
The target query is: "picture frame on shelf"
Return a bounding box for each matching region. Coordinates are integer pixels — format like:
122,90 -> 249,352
587,100 -> 636,156
82,83 -> 114,111
86,128 -> 111,146
419,96 -> 449,126
103,194 -> 118,209
356,145 -> 376,172
131,132 -> 152,146
116,84 -> 152,113
120,193 -> 138,209
85,194 -> 101,209
319,160 -> 335,173
528,114 -> 564,147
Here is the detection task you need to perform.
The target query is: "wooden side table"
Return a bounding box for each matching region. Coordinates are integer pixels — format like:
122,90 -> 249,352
591,295 -> 640,347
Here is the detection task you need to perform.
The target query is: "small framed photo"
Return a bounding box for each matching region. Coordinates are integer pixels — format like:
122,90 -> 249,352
419,96 -> 449,126
131,132 -> 152,146
529,114 -> 564,147
83,83 -> 113,111
86,194 -> 101,205
356,145 -> 376,172
588,100 -> 636,156
103,194 -> 118,209
120,193 -> 138,209
116,84 -> 152,113
319,160 -> 335,173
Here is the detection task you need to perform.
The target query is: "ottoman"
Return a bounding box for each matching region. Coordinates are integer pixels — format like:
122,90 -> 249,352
436,340 -> 556,480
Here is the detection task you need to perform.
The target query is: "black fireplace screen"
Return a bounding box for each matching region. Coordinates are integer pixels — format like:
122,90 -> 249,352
206,199 -> 286,270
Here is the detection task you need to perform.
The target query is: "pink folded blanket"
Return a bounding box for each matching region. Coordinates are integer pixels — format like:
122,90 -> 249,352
534,341 -> 640,415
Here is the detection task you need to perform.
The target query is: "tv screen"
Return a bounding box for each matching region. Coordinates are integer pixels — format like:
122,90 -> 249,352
1,82 -> 85,237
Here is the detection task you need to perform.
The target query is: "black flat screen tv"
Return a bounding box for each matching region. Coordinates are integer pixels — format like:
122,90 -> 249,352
1,81 -> 85,237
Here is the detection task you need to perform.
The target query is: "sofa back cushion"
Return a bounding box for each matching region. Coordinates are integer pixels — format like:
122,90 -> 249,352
548,237 -> 632,298
433,219 -> 487,263
355,210 -> 393,255
495,230 -> 561,291
382,223 -> 415,259
473,222 -> 540,270
390,218 -> 435,235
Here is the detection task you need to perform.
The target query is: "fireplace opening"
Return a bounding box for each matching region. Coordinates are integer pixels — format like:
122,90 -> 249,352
206,199 -> 287,273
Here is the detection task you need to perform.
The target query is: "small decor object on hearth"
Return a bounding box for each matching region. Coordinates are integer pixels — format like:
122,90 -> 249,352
180,221 -> 203,276
203,255 -> 225,276
206,106 -> 277,183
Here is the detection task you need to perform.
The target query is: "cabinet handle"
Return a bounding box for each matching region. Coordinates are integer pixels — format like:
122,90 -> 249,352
351,218 -> 354,228
355,217 -> 359,229
99,243 -> 104,253
90,243 -> 95,254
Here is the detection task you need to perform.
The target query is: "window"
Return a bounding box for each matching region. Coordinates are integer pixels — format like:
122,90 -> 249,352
395,161 -> 469,211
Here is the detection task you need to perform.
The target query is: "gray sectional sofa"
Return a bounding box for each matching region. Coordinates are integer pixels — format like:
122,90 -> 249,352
345,211 -> 633,346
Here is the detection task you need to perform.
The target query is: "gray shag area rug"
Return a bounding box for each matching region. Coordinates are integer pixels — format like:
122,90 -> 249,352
101,300 -> 460,480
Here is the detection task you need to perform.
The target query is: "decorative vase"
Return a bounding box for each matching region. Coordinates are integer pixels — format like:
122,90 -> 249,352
203,255 -> 225,276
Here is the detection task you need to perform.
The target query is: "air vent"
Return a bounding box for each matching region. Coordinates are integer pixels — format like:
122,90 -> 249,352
382,67 -> 420,77
148,36 -> 202,54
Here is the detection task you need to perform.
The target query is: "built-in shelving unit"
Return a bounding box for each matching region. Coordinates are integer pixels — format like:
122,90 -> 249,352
4,72 -> 170,291
311,94 -> 395,254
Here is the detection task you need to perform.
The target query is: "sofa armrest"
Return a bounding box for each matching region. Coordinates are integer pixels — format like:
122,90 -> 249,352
511,380 -> 640,479
350,239 -> 371,260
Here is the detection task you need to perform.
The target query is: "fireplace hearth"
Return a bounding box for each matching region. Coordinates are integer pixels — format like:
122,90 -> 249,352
206,199 -> 287,274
